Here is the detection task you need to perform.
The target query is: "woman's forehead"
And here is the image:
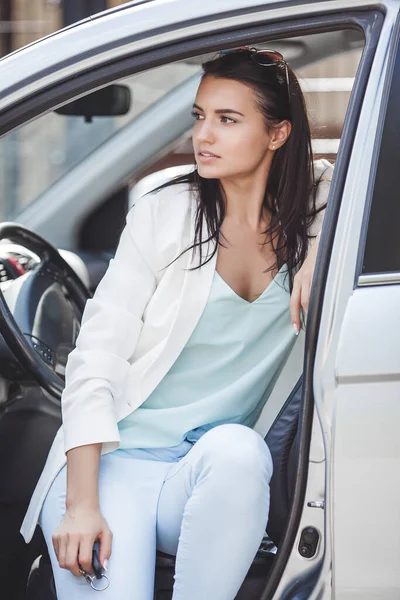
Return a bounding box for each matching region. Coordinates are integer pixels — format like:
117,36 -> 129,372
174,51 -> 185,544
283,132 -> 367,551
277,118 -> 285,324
195,76 -> 256,112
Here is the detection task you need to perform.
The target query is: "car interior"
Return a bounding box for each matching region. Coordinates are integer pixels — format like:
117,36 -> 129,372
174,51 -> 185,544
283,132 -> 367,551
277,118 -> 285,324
0,27 -> 365,600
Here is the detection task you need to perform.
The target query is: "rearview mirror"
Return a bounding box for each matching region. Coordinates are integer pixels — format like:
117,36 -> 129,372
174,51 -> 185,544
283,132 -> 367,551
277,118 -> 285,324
55,85 -> 131,122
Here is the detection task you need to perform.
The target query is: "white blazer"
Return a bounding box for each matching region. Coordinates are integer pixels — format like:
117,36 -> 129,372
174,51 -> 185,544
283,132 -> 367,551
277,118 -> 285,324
21,159 -> 333,543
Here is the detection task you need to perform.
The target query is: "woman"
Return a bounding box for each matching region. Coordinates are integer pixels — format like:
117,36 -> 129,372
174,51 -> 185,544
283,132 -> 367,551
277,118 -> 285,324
21,47 -> 333,599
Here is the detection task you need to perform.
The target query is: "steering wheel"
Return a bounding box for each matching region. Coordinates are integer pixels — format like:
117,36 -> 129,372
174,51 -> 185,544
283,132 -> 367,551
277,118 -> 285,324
0,223 -> 91,399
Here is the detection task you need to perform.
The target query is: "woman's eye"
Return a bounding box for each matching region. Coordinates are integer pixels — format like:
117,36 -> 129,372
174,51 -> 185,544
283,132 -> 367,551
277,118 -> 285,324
191,111 -> 204,120
221,116 -> 236,124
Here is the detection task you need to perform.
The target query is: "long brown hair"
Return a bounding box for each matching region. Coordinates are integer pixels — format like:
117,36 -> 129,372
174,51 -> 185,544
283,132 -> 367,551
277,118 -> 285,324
157,49 -> 323,290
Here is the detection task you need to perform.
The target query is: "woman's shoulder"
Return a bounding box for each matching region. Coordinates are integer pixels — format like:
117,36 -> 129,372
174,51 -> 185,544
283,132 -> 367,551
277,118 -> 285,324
306,159 -> 334,239
312,158 -> 334,211
313,157 -> 334,183
126,180 -> 193,231
125,181 -> 194,272
146,180 -> 193,202
130,181 -> 193,224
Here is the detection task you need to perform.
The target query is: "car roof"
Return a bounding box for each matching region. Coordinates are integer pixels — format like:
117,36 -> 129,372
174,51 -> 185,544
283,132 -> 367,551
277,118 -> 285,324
0,1 -> 158,65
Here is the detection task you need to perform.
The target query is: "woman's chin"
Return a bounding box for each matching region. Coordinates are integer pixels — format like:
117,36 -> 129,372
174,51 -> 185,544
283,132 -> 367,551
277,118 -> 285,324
197,164 -> 223,179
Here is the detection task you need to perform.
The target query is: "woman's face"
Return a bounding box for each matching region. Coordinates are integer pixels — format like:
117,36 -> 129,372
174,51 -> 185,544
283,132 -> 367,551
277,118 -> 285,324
192,75 -> 286,182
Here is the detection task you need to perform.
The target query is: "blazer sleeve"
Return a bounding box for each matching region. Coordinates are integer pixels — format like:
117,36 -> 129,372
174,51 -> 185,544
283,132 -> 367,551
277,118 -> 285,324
62,197 -> 157,454
308,158 -> 335,244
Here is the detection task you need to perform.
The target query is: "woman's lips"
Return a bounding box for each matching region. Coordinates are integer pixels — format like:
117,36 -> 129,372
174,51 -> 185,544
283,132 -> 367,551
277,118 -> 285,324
197,151 -> 220,163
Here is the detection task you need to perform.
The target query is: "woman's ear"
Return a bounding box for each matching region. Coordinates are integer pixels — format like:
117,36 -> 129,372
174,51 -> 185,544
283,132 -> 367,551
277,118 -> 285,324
269,120 -> 292,150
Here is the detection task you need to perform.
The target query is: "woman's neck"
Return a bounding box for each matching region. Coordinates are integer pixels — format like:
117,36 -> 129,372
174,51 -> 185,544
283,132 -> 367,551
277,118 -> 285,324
219,169 -> 271,231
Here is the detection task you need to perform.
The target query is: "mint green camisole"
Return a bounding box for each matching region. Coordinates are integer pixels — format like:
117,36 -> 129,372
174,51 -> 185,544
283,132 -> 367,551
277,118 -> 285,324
118,266 -> 297,449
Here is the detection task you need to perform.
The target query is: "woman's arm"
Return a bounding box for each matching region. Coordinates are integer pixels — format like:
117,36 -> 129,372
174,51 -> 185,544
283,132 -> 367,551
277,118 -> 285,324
52,444 -> 113,576
53,196 -> 158,576
290,160 -> 334,331
66,445 -> 101,510
51,185 -> 189,577
290,230 -> 321,333
61,197 -> 158,454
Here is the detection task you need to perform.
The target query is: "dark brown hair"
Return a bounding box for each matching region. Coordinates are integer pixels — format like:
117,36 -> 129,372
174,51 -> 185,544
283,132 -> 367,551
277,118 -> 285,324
158,49 -> 323,290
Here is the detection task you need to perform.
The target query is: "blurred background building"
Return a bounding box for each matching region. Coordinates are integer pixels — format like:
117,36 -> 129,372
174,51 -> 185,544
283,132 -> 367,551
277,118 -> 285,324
0,0 -> 128,57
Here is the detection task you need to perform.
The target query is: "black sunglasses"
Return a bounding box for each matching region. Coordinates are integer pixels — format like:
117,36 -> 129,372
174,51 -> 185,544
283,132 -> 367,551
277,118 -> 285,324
219,47 -> 290,103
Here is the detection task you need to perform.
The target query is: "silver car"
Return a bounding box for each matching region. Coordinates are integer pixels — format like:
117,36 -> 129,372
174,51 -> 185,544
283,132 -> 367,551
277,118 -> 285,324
0,1 -> 398,599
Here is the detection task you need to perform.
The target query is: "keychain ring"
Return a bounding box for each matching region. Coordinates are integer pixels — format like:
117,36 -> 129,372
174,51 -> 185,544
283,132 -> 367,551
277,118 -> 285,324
79,565 -> 110,592
90,574 -> 110,591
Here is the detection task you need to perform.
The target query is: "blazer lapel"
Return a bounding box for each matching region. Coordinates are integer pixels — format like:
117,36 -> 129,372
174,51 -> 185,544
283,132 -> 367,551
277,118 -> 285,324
140,197 -> 217,402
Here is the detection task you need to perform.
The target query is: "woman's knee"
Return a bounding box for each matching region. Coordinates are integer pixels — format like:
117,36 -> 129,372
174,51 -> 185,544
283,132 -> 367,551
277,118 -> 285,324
196,424 -> 273,483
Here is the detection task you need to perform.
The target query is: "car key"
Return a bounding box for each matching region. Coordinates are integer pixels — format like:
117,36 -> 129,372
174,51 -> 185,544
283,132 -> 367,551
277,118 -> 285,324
92,542 -> 103,580
78,541 -> 110,591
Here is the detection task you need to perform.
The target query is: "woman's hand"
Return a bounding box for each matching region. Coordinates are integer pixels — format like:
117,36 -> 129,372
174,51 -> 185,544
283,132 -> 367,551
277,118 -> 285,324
52,505 -> 112,577
290,232 -> 321,334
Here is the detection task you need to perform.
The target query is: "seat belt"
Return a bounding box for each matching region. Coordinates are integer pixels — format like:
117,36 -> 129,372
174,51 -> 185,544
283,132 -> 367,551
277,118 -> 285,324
253,330 -> 305,438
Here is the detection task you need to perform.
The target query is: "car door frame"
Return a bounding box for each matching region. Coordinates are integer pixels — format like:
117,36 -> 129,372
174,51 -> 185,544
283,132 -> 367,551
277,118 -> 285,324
266,5 -> 388,597
0,1 -> 391,598
311,3 -> 400,600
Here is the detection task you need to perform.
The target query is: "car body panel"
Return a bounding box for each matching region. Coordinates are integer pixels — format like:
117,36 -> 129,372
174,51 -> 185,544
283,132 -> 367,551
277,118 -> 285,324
333,287 -> 400,596
311,5 -> 400,598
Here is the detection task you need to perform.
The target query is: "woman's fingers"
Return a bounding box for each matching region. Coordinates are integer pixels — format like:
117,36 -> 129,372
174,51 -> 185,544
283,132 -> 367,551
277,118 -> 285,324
52,534 -> 60,563
51,509 -> 112,577
64,534 -> 82,577
56,535 -> 67,571
290,273 -> 313,333
54,532 -> 106,577
99,527 -> 113,569
300,276 -> 311,313
78,535 -> 97,574
290,279 -> 301,334
290,235 -> 319,331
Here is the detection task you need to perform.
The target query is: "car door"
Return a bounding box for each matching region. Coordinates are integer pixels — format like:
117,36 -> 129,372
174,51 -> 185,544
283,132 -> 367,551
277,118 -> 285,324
0,1 -> 391,599
312,6 -> 400,600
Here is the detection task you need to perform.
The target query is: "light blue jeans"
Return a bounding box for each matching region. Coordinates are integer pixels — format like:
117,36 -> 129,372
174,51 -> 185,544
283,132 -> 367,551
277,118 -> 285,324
40,424 -> 273,600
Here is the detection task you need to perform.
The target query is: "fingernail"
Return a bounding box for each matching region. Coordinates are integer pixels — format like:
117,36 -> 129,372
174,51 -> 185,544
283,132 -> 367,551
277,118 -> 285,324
292,323 -> 299,336
103,559 -> 108,571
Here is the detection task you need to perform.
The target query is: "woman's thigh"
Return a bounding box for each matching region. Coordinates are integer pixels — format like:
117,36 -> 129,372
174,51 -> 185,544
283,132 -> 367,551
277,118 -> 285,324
156,424 -> 273,556
40,450 -> 172,600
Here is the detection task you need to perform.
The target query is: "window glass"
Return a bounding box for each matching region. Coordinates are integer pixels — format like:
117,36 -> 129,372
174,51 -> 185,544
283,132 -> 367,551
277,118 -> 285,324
362,38 -> 400,274
299,46 -> 361,160
0,61 -> 200,220
0,29 -> 365,226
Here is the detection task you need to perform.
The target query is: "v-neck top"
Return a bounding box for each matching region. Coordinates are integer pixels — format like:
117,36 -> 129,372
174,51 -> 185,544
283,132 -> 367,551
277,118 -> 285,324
118,264 -> 297,449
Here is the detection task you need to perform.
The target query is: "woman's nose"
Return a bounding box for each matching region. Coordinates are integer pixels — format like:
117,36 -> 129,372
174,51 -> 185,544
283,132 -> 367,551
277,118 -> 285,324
195,120 -> 216,144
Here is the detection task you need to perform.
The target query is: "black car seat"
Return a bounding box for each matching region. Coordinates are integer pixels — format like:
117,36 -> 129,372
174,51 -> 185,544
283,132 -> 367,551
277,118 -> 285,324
0,385 -> 61,600
265,377 -> 302,547
25,378 -> 303,600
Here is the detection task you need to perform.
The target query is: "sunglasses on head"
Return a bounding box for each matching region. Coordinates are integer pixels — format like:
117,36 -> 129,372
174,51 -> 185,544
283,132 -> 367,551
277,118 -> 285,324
219,46 -> 290,103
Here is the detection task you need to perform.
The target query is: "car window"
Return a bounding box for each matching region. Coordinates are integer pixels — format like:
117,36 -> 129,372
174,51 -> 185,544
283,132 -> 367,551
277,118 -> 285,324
0,61 -> 200,220
0,29 -> 364,241
362,35 -> 400,275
